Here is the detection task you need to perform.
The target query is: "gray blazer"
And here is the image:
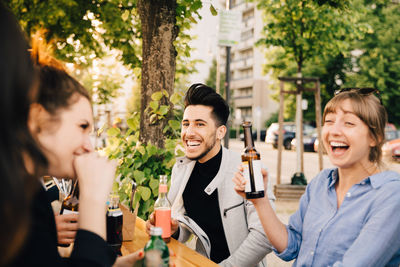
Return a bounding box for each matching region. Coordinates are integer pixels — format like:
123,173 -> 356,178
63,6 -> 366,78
169,147 -> 275,267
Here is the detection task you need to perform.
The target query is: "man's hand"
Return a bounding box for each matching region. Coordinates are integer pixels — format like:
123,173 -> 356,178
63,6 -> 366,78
55,213 -> 78,245
145,212 -> 179,236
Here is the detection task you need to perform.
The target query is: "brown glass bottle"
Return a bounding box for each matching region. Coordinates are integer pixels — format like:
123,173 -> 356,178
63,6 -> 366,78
60,180 -> 79,215
242,121 -> 265,199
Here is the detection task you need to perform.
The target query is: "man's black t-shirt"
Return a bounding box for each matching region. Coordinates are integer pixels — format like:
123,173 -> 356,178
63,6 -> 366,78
182,147 -> 230,263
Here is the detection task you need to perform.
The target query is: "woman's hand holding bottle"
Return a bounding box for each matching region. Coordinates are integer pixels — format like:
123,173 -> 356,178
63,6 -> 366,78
233,166 -> 269,205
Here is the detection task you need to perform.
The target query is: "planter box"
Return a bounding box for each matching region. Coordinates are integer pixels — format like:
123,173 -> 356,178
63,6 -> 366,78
274,184 -> 306,201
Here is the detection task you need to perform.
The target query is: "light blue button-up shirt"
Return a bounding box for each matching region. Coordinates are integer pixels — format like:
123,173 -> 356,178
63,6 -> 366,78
276,168 -> 400,266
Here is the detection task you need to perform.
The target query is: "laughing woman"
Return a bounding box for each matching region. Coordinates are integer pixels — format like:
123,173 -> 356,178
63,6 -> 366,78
2,13 -> 142,267
234,88 -> 400,266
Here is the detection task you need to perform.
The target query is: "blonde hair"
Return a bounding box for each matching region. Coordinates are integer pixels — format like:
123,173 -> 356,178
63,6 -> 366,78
323,91 -> 387,165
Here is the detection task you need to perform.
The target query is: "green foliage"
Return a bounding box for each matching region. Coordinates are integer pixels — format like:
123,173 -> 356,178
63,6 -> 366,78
256,0 -> 369,122
104,92 -> 185,220
264,111 -> 279,128
346,0 -> 400,123
7,0 -> 202,111
256,0 -> 363,72
205,58 -> 226,95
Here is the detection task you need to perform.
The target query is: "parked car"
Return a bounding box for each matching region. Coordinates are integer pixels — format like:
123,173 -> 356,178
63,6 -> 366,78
313,137 -> 327,154
382,128 -> 400,159
239,129 -> 266,142
265,122 -> 315,150
392,144 -> 400,162
291,131 -> 318,152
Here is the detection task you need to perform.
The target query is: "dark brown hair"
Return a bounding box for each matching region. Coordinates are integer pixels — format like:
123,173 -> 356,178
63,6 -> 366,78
31,33 -> 90,117
0,4 -> 47,265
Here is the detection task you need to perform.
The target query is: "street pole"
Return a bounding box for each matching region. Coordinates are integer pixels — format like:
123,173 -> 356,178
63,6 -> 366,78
216,46 -> 221,95
223,0 -> 232,149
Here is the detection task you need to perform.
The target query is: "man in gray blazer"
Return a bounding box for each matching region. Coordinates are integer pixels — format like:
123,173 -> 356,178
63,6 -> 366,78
147,84 -> 275,267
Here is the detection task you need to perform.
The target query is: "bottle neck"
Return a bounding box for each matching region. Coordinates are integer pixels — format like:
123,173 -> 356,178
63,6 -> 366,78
151,235 -> 162,241
243,126 -> 255,148
158,184 -> 168,198
71,180 -> 79,198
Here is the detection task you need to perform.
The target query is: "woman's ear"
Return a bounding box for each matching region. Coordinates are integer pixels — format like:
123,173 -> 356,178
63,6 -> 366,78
217,125 -> 227,140
369,133 -> 378,148
28,103 -> 45,134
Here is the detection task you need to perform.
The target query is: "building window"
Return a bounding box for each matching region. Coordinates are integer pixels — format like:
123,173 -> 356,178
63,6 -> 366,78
238,67 -> 252,80
239,48 -> 253,60
242,9 -> 254,22
240,107 -> 252,120
241,29 -> 254,41
235,87 -> 252,99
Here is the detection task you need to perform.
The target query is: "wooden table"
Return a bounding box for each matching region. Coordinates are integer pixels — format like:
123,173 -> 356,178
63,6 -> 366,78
121,216 -> 218,267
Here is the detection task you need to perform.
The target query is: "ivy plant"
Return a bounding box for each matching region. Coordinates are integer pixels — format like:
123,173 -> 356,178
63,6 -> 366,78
103,90 -> 185,220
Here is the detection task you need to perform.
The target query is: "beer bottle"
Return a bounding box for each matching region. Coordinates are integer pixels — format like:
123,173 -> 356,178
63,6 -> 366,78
60,180 -> 79,214
106,194 -> 123,256
154,175 -> 171,243
144,227 -> 169,267
242,121 -> 265,199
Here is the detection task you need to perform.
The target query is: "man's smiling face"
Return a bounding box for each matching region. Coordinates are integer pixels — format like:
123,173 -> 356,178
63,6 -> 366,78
181,105 -> 225,163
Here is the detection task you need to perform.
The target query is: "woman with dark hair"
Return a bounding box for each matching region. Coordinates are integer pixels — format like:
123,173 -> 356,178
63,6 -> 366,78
1,5 -> 142,266
234,88 -> 400,266
0,4 -> 47,265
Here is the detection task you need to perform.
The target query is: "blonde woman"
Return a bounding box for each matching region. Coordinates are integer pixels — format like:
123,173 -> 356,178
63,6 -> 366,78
234,88 -> 400,266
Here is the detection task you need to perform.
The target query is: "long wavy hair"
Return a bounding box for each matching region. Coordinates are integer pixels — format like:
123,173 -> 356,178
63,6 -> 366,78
0,4 -> 47,265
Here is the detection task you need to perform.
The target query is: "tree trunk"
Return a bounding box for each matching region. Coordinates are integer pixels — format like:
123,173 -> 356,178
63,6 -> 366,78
137,0 -> 178,148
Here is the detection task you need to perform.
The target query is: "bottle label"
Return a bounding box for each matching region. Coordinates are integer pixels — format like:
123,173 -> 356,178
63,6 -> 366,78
108,209 -> 123,217
155,208 -> 171,238
159,184 -> 168,193
63,209 -> 79,215
242,160 -> 264,193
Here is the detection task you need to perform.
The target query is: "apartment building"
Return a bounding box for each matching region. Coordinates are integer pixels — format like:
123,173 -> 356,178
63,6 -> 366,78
219,0 -> 278,131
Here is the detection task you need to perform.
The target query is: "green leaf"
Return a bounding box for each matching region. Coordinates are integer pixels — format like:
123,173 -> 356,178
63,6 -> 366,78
170,92 -> 182,105
151,91 -> 163,101
107,127 -> 120,137
149,178 -> 159,192
159,105 -> 169,115
162,89 -> 169,98
149,100 -> 159,111
133,170 -> 145,184
146,144 -> 158,157
127,118 -> 138,130
188,16 -> 197,24
121,10 -> 130,21
166,157 -> 176,169
112,181 -> 120,193
210,4 -> 218,16
168,119 -> 181,131
137,186 -> 151,201
137,145 -> 146,155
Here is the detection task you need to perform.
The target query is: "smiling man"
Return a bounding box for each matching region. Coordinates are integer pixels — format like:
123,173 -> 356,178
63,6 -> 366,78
148,84 -> 275,267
